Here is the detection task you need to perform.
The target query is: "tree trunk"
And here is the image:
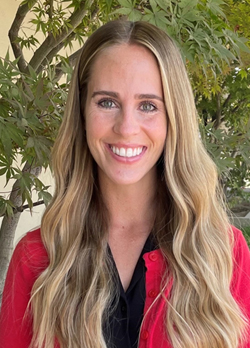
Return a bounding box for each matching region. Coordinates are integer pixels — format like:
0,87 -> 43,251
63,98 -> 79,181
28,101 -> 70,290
27,1 -> 90,72
0,163 -> 42,305
0,211 -> 22,306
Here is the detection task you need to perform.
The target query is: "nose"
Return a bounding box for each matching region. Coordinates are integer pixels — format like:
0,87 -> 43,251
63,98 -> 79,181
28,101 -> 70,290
113,108 -> 140,137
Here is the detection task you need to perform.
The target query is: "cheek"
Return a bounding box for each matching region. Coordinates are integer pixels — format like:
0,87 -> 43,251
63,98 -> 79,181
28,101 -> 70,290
85,114 -> 97,152
85,107 -> 115,142
86,122 -> 98,151
85,108 -> 100,139
148,118 -> 167,145
85,115 -> 109,159
86,117 -> 107,142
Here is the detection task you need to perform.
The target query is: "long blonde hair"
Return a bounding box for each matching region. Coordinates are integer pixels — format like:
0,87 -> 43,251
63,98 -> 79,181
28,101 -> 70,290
30,20 -> 247,348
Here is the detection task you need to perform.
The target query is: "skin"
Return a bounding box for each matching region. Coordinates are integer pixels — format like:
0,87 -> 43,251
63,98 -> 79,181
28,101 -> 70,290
85,43 -> 167,290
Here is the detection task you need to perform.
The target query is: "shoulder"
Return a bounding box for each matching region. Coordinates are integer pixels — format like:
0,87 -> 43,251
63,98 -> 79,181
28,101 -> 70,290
231,225 -> 250,264
230,226 -> 250,330
0,228 -> 49,347
11,228 -> 49,281
230,225 -> 250,284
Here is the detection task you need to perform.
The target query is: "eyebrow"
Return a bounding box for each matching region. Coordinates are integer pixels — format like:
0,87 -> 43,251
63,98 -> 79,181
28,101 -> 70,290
91,91 -> 119,98
91,91 -> 163,102
136,94 -> 163,102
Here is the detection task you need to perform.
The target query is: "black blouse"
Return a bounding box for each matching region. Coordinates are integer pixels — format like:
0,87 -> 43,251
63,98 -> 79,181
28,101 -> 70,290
105,237 -> 156,348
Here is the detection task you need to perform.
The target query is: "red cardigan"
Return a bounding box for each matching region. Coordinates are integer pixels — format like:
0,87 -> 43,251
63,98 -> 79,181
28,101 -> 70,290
0,226 -> 250,348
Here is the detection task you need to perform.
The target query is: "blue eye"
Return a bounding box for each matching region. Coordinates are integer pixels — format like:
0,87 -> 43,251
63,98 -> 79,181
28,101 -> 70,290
140,102 -> 157,112
98,99 -> 116,109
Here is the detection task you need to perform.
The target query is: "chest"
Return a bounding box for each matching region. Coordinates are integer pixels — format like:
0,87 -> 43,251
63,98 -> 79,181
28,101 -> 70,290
108,246 -> 173,348
109,235 -> 149,291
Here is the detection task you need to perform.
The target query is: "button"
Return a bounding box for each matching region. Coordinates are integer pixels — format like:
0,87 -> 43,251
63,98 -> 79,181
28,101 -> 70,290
149,252 -> 158,261
121,305 -> 126,312
148,289 -> 157,298
141,330 -> 149,340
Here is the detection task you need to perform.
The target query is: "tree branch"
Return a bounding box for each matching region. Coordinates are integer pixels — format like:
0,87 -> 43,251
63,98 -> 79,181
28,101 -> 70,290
222,93 -> 231,109
36,41 -> 66,74
27,0 -> 92,72
55,48 -> 81,81
8,0 -> 38,73
214,92 -> 221,129
36,32 -> 77,74
38,5 -> 99,79
36,4 -> 99,78
48,0 -> 54,20
14,200 -> 45,213
231,98 -> 248,113
0,200 -> 45,218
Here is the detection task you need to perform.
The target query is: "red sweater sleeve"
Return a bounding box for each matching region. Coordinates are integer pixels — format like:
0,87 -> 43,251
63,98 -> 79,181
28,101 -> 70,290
231,226 -> 250,347
0,229 -> 48,348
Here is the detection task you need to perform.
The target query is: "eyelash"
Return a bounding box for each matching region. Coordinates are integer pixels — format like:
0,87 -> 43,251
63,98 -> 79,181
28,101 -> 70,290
97,98 -> 117,109
97,98 -> 157,112
139,101 -> 157,113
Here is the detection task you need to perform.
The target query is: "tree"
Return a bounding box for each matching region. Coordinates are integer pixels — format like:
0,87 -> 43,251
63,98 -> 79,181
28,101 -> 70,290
0,0 -> 249,302
194,67 -> 250,203
190,0 -> 250,206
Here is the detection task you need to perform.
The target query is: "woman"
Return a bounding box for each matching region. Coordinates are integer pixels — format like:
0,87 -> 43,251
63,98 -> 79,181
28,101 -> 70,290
0,20 -> 250,348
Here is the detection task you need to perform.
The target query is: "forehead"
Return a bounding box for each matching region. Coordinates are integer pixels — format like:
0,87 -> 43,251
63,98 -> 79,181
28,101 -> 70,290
92,42 -> 158,68
87,43 -> 163,92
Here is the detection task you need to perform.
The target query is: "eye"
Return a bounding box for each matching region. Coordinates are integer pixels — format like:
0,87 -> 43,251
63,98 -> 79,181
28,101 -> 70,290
140,101 -> 157,113
98,99 -> 117,109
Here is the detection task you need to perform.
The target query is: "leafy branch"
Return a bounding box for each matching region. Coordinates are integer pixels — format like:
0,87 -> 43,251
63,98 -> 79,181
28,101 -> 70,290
8,0 -> 38,72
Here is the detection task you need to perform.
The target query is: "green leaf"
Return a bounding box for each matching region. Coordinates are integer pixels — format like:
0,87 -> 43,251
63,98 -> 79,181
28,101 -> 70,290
211,43 -> 236,60
0,199 -> 6,216
183,10 -> 201,22
24,191 -> 33,209
6,203 -> 14,217
21,118 -> 29,127
6,200 -> 14,217
38,190 -> 52,206
0,128 -> 13,159
155,0 -> 171,10
179,0 -> 198,9
20,0 -> 37,10
239,69 -> 248,80
111,7 -> 132,15
5,123 -> 24,148
117,0 -> 133,8
231,36 -> 250,54
150,0 -> 158,12
0,167 -> 7,176
26,137 -> 35,148
4,49 -> 10,62
104,0 -> 113,12
206,0 -> 226,18
28,64 -> 38,80
128,9 -> 142,21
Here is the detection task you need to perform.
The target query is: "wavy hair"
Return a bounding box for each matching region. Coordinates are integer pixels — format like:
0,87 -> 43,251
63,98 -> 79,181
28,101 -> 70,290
30,20 -> 247,348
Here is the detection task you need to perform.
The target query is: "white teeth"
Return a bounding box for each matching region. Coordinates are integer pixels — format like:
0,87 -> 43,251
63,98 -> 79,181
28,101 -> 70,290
126,148 -> 133,157
120,148 -> 126,156
110,146 -> 143,157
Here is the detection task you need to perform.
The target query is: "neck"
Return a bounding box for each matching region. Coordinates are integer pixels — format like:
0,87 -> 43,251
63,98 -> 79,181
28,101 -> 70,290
99,172 -> 158,238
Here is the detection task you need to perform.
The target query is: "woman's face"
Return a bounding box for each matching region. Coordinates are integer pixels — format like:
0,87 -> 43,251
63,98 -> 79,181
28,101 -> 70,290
84,43 -> 167,187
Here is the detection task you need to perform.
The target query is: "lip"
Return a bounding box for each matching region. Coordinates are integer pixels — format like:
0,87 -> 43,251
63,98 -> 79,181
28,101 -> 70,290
106,143 -> 147,162
109,143 -> 145,149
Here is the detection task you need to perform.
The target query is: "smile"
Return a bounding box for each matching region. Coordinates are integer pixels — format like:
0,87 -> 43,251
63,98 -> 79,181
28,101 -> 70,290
109,145 -> 144,158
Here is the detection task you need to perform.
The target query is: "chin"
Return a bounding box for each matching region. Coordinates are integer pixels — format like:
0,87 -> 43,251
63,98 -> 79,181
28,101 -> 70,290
107,172 -> 150,187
